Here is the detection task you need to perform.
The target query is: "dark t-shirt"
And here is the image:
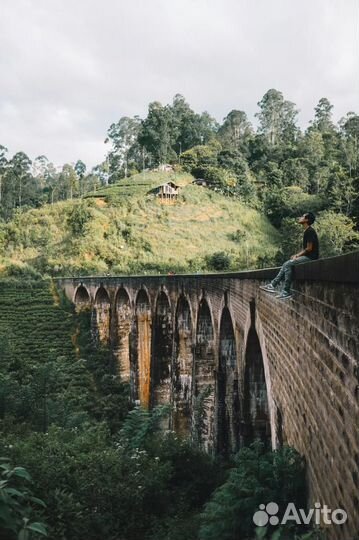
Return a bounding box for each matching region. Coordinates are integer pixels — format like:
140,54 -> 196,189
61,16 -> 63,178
303,226 -> 319,260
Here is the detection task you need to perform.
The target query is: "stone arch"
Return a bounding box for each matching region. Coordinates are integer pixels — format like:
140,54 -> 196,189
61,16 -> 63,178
173,294 -> 193,436
151,290 -> 173,411
92,286 -> 111,345
116,286 -> 132,308
131,289 -> 152,408
74,284 -> 91,306
196,292 -> 215,335
254,311 -> 278,450
242,302 -> 271,446
193,297 -> 216,451
113,288 -> 132,381
217,307 -> 240,456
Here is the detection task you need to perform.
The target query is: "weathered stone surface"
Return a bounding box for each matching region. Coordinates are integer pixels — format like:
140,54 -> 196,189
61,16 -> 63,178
113,288 -> 132,380
58,252 -> 359,540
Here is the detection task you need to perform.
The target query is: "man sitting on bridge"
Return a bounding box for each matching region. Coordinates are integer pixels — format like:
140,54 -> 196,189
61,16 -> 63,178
260,212 -> 319,299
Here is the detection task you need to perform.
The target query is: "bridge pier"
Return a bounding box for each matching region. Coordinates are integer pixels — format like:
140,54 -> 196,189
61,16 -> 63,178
114,288 -> 132,381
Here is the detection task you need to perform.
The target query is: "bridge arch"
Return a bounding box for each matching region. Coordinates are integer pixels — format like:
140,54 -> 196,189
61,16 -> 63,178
151,290 -> 173,412
116,286 -> 132,308
242,302 -> 271,447
92,286 -> 111,345
173,294 -> 194,436
74,284 -> 91,306
217,307 -> 239,456
193,297 -> 216,451
132,289 -> 152,408
114,288 -> 132,381
254,311 -> 278,450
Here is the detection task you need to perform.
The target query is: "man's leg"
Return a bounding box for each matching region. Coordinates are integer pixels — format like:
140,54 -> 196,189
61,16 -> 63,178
283,256 -> 311,293
271,259 -> 292,288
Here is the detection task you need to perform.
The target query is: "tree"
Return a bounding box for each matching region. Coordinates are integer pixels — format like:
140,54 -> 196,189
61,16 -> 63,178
308,98 -> 339,165
217,110 -> 253,155
199,443 -> 306,540
31,155 -> 49,183
138,102 -> 175,165
75,160 -> 87,196
280,158 -> 310,190
11,152 -> 33,209
316,211 -> 359,256
256,89 -> 299,146
31,155 -> 58,204
326,163 -> 356,216
2,152 -> 36,217
0,145 -> 8,205
313,97 -> 334,133
66,201 -> 93,236
171,94 -> 197,153
105,116 -> 141,179
300,130 -> 325,192
91,162 -> 110,188
59,164 -> 79,200
196,110 -> 218,146
339,112 -> 359,177
74,160 -> 86,180
137,96 -> 218,166
178,142 -> 220,174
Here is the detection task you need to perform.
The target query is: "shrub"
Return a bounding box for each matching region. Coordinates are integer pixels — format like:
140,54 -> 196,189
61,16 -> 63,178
2,263 -> 43,280
0,458 -> 47,540
205,251 -> 232,271
316,211 -> 359,256
66,202 -> 93,237
199,442 -> 306,540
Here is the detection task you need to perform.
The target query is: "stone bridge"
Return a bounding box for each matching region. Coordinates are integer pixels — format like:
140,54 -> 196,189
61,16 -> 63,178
58,251 -> 359,540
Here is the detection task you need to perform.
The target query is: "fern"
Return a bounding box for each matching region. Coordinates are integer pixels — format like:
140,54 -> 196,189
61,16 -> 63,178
119,405 -> 171,450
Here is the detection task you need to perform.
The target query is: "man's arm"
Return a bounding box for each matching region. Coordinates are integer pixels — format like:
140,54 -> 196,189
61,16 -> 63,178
291,242 -> 313,260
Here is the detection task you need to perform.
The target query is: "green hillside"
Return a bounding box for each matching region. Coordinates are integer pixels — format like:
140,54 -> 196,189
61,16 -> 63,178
0,171 -> 281,277
0,280 -> 76,370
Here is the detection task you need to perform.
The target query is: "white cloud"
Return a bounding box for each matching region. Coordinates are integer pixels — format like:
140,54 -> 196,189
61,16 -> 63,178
0,0 -> 358,167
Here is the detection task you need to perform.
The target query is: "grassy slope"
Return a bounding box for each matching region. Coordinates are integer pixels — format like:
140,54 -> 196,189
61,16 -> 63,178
1,171 -> 281,276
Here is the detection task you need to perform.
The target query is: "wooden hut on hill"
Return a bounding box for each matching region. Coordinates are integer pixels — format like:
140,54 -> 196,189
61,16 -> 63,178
150,181 -> 180,204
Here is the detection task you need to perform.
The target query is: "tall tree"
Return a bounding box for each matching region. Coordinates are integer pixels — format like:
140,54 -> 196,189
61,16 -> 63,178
171,94 -> 196,153
217,110 -> 253,155
7,152 -> 32,210
105,116 -> 141,179
75,160 -> 87,196
138,102 -> 175,165
59,164 -> 79,200
255,89 -> 299,146
170,95 -> 217,157
313,97 -> 334,132
339,112 -> 359,177
0,145 -> 8,205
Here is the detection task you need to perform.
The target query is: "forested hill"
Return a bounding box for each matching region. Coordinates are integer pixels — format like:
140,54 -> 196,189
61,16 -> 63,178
0,171 -> 282,277
0,90 -> 358,277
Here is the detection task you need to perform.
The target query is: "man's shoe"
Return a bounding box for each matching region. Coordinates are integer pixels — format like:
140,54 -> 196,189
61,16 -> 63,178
260,283 -> 276,293
275,290 -> 293,300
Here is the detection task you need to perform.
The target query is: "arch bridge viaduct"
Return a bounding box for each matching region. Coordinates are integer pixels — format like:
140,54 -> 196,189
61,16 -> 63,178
58,252 -> 359,539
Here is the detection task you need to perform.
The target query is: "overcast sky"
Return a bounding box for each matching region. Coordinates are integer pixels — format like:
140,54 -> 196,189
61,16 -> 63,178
0,0 -> 358,169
